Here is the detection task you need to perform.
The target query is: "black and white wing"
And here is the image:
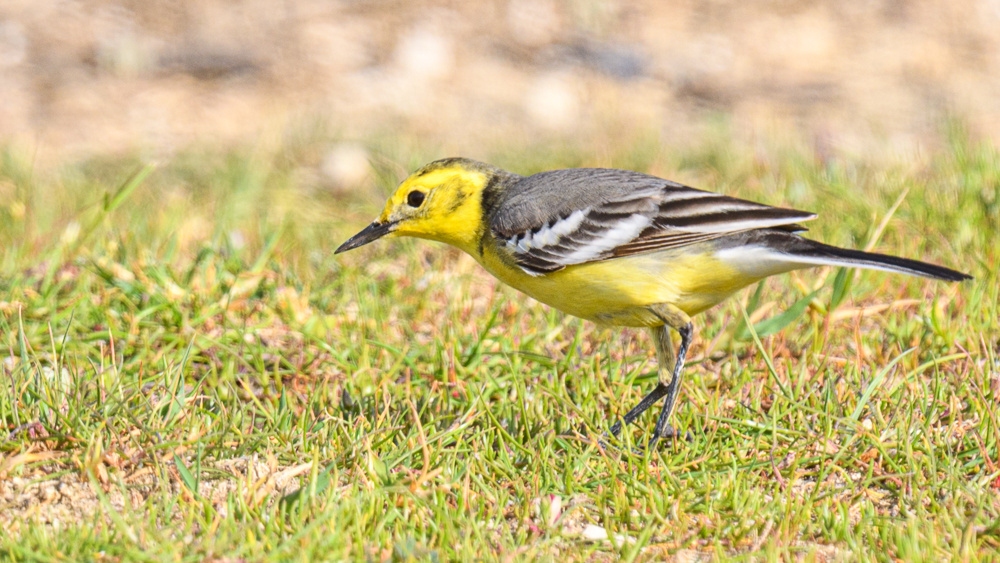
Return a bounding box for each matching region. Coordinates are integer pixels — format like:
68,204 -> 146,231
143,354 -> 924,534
488,168 -> 816,275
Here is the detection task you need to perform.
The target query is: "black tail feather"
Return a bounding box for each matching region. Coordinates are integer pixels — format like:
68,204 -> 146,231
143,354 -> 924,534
802,241 -> 972,282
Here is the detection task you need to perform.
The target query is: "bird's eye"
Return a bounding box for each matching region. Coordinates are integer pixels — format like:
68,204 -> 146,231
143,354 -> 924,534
407,190 -> 426,208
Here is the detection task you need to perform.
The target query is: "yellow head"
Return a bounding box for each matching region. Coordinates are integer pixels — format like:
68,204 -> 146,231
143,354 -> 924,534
336,158 -> 509,255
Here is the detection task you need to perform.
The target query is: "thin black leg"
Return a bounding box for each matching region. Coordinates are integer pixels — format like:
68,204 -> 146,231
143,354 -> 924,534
648,322 -> 693,449
608,382 -> 669,437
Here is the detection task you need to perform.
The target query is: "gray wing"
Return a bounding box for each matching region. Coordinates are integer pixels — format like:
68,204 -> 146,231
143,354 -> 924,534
488,168 -> 816,275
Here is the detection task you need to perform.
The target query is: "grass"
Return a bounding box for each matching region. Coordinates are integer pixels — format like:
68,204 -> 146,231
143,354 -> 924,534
0,126 -> 998,561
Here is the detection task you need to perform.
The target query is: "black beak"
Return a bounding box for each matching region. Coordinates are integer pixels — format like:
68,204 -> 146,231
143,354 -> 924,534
335,221 -> 395,254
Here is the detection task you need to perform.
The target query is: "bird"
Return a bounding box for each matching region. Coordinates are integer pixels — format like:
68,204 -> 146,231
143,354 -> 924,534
335,157 -> 971,448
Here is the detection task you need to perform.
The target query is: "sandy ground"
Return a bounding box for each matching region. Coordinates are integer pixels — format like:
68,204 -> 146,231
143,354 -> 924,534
1,0 -> 999,165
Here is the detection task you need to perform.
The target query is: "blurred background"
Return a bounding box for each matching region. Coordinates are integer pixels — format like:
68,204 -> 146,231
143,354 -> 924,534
3,0 -> 1000,172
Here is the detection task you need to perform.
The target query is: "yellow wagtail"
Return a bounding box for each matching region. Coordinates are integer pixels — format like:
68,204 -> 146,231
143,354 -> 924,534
336,158 -> 971,447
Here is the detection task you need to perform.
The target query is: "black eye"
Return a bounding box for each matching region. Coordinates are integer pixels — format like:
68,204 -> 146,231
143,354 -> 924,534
406,190 -> 426,208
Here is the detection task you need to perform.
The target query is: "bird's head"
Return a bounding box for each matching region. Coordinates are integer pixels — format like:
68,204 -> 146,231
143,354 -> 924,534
336,158 -> 508,255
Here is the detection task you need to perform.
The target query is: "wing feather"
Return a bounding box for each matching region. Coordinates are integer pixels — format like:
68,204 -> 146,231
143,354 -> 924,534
488,168 -> 816,275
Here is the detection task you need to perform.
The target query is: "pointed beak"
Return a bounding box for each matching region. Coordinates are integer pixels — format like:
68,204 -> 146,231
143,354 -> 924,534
335,220 -> 396,254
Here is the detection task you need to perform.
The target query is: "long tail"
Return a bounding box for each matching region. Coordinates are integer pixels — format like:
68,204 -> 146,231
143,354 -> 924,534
727,230 -> 973,282
792,240 -> 972,282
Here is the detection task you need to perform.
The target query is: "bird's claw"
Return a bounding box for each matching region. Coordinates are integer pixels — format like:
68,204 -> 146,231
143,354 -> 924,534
599,424 -> 691,455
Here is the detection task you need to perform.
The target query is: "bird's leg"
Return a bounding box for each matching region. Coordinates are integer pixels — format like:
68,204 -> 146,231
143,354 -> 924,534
608,304 -> 693,448
608,381 -> 669,437
648,320 -> 692,449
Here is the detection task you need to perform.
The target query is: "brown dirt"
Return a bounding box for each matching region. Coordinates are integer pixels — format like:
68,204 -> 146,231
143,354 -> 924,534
2,0 -> 999,164
0,453 -> 306,535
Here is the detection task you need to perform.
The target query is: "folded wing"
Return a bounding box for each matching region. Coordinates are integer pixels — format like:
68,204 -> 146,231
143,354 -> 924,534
489,168 -> 816,275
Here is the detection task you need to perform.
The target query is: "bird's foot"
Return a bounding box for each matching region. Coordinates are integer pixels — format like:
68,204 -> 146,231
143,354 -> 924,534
599,424 -> 691,454
646,424 -> 693,450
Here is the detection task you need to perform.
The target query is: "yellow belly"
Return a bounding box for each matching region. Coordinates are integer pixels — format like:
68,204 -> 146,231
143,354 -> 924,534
476,244 -> 758,327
